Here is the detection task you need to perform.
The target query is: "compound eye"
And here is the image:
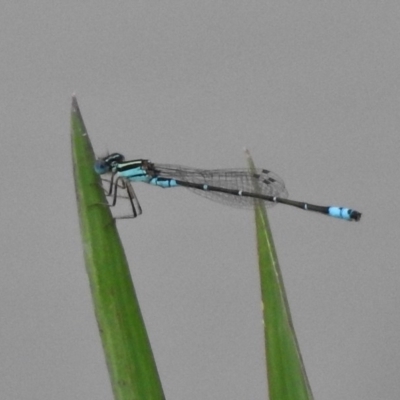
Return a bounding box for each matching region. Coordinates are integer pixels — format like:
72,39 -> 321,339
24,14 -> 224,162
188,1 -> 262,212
94,159 -> 110,175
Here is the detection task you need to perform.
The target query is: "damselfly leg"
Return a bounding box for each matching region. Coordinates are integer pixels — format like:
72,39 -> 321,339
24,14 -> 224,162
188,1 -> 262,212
110,176 -> 142,218
98,172 -> 142,218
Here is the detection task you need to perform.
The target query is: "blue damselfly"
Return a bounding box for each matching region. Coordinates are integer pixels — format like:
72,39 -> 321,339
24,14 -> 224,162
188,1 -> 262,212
94,153 -> 362,221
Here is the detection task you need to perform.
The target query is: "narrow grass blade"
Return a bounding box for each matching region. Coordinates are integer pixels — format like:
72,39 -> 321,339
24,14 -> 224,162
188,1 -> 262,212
71,95 -> 165,400
245,149 -> 313,400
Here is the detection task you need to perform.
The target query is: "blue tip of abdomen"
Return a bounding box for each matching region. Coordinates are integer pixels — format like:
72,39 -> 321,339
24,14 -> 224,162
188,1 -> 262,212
328,207 -> 362,221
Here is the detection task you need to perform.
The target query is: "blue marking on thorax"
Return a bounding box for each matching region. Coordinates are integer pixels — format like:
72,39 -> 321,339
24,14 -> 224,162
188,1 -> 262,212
149,178 -> 178,188
119,166 -> 178,188
328,207 -> 352,220
119,166 -> 150,182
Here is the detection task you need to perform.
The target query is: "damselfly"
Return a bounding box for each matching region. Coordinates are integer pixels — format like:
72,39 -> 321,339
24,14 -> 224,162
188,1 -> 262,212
94,153 -> 362,221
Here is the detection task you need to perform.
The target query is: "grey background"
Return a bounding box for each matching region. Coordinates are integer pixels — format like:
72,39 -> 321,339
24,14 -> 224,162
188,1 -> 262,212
1,2 -> 398,399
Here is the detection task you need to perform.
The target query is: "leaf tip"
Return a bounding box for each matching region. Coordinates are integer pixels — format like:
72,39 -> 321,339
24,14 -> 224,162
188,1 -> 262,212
243,147 -> 252,159
71,93 -> 79,113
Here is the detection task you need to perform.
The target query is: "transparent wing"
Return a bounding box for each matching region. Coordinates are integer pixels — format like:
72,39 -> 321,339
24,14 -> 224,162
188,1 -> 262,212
152,164 -> 288,209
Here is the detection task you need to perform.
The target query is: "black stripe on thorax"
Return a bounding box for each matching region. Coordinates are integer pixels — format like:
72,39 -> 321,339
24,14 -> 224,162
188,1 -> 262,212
117,159 -> 148,172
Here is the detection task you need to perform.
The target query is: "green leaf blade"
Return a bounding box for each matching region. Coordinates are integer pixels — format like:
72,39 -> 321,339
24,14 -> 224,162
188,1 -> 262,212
71,96 -> 164,400
246,150 -> 313,400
